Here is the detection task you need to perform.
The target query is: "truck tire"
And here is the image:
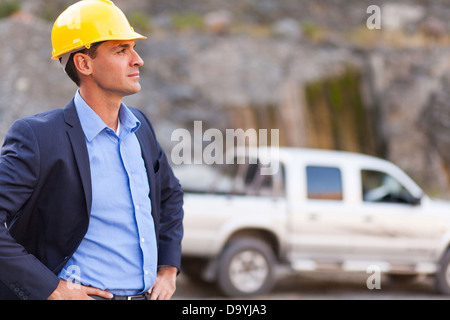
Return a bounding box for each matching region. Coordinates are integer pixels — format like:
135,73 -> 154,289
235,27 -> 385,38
436,250 -> 450,295
216,238 -> 276,297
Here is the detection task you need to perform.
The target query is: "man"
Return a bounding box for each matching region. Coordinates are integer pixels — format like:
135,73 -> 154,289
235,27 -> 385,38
0,0 -> 184,300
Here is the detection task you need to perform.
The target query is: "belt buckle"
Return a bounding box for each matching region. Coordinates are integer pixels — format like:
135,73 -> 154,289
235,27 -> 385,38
113,293 -> 147,300
128,294 -> 147,300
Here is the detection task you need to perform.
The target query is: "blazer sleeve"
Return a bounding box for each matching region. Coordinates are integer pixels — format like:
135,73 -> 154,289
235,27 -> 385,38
0,119 -> 60,300
135,110 -> 184,272
155,140 -> 184,272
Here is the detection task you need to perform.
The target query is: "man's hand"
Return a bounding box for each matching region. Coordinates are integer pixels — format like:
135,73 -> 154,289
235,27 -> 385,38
147,266 -> 177,300
47,279 -> 113,300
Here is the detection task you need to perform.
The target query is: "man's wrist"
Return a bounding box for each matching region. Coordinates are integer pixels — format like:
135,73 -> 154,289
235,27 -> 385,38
157,266 -> 177,276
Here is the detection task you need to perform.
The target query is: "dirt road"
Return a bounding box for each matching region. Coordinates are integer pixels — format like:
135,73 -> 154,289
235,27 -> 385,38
173,271 -> 450,300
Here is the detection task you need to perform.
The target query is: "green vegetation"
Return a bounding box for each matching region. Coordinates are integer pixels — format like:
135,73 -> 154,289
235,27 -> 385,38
304,66 -> 378,156
0,0 -> 20,19
128,11 -> 152,34
302,22 -> 326,42
172,12 -> 204,31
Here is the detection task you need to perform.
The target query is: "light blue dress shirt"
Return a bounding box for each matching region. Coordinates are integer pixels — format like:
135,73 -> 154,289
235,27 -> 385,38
58,91 -> 157,295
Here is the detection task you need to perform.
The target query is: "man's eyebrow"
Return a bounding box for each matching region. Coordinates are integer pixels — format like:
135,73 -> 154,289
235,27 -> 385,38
111,43 -> 137,51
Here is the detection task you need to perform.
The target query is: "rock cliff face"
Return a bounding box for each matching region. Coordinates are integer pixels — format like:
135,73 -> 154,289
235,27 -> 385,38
0,16 -> 74,138
366,49 -> 450,198
2,0 -> 450,198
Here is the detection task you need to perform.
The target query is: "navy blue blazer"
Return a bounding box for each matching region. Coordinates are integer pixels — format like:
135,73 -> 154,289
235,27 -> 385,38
0,99 -> 184,300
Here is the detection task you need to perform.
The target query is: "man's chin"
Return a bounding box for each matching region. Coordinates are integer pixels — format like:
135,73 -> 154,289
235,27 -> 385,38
122,85 -> 141,97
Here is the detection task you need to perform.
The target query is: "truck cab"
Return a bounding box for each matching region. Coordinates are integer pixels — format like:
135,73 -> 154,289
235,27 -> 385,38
175,147 -> 450,296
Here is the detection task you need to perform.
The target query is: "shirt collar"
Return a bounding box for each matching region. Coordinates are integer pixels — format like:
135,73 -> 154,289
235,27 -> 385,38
74,90 -> 141,142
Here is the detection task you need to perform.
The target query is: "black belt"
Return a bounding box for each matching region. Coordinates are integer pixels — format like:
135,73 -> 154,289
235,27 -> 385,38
113,293 -> 149,300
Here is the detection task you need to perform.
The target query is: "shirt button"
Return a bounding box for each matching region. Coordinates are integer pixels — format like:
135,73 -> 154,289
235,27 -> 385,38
144,270 -> 149,275
135,205 -> 140,210
141,237 -> 145,243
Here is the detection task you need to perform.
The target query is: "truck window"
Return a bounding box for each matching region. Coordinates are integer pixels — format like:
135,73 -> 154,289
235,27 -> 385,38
174,163 -> 234,194
306,166 -> 343,200
175,159 -> 285,198
234,159 -> 285,198
361,169 -> 415,204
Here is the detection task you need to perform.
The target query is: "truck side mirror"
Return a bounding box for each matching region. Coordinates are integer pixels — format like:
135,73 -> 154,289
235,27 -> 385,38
410,196 -> 422,206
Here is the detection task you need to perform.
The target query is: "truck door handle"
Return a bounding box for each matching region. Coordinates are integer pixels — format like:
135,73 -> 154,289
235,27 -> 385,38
309,213 -> 318,221
363,215 -> 373,223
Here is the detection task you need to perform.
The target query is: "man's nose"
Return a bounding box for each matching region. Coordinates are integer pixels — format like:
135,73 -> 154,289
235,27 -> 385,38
132,50 -> 144,67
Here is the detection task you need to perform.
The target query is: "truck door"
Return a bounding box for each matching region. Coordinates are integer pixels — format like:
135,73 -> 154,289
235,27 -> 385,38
355,169 -> 442,263
290,165 -> 359,263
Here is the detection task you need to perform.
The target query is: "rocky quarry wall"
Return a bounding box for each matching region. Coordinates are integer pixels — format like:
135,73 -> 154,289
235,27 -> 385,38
1,0 -> 450,198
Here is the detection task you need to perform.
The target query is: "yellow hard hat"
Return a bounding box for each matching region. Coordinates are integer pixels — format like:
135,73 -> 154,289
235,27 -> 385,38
51,0 -> 146,60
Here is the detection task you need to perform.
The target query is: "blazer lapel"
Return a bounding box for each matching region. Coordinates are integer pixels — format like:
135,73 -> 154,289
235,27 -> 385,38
63,99 -> 92,216
134,123 -> 158,221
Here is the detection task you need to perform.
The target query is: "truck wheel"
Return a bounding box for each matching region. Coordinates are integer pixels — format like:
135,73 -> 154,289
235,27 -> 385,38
217,238 -> 276,297
436,250 -> 450,295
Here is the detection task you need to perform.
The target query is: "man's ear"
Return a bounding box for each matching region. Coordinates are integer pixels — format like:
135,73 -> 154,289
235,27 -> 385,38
72,53 -> 93,77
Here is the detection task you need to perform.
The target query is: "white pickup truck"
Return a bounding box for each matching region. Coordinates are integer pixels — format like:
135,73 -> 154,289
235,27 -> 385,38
175,147 -> 450,297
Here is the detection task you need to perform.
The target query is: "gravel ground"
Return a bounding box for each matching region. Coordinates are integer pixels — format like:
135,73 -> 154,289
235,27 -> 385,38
173,271 -> 450,300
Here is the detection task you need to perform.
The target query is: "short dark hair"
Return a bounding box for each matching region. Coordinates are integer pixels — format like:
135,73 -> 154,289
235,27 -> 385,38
63,41 -> 106,86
